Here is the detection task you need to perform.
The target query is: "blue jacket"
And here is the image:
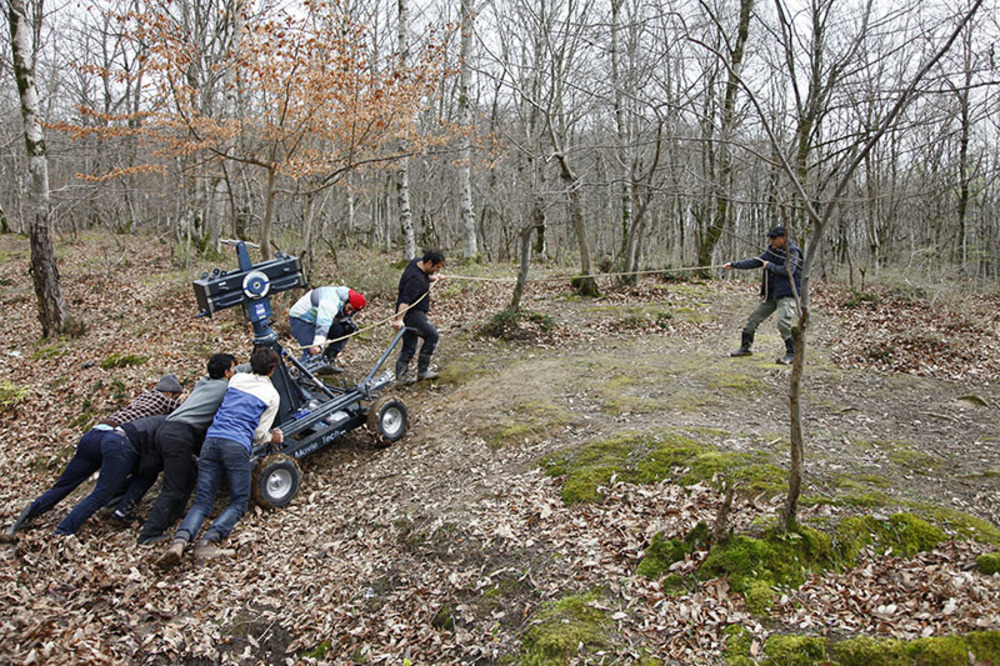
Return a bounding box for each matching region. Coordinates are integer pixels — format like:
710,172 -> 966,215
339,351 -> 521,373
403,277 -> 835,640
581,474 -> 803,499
731,241 -> 802,300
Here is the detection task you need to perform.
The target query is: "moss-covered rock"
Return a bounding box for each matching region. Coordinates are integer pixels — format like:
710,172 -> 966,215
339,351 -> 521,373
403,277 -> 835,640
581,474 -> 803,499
977,552 -> 1000,575
725,630 -> 1000,665
829,635 -> 906,665
636,532 -> 690,579
762,634 -> 827,665
521,592 -> 609,665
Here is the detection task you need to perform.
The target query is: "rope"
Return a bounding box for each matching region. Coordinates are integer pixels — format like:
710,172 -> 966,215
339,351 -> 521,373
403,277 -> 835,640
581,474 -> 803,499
438,263 -> 728,283
290,282 -> 435,353
289,263 -> 724,353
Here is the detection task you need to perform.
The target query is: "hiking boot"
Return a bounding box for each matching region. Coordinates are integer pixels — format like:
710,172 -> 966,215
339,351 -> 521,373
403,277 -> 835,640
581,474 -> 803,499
156,539 -> 187,569
777,338 -> 795,365
417,353 -> 439,381
194,538 -> 235,561
3,504 -> 36,541
730,331 -> 754,357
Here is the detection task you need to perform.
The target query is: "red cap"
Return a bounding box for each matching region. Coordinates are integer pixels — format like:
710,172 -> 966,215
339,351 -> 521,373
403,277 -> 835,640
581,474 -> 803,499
348,289 -> 366,311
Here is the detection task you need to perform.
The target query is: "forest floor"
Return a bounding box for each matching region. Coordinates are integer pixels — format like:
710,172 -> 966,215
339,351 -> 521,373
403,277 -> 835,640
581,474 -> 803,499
1,232 -> 999,664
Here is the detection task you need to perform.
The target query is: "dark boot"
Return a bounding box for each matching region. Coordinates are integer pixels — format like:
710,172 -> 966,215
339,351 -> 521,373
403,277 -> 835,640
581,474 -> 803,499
395,359 -> 411,385
730,331 -> 754,357
777,338 -> 795,365
417,353 -> 439,381
321,348 -> 344,374
3,504 -> 36,541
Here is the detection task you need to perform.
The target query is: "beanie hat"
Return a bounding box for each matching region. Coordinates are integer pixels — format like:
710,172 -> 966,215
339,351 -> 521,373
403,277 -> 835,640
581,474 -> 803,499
348,289 -> 366,311
155,374 -> 183,394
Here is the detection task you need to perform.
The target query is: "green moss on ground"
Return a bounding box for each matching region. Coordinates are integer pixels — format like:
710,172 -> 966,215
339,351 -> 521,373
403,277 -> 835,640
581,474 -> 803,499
977,552 -> 1000,575
100,353 -> 148,369
698,527 -> 838,592
543,430 -> 784,504
722,629 -> 1000,665
479,401 -> 576,449
762,634 -> 828,665
520,592 -> 610,665
636,532 -> 691,579
0,380 -> 29,410
834,513 -> 948,561
903,503 -> 1000,546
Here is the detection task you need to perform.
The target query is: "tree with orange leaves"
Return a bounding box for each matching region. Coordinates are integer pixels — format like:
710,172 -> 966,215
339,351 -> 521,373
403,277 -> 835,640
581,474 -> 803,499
56,0 -> 453,259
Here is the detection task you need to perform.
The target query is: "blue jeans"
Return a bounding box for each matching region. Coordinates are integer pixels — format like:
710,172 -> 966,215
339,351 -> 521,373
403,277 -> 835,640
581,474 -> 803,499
175,437 -> 251,543
55,431 -> 142,535
398,310 -> 439,366
289,317 -> 353,363
30,428 -> 106,517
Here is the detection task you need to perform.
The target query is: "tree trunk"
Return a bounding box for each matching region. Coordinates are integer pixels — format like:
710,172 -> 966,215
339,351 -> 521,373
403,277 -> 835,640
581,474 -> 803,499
696,0 -> 753,273
8,0 -> 67,337
260,166 -> 276,259
458,0 -> 477,259
555,154 -> 598,297
510,223 -> 533,311
396,0 -> 416,260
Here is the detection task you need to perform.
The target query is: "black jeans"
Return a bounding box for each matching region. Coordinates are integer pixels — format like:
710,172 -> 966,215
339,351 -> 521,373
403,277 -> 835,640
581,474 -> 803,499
138,420 -> 202,541
399,310 -> 439,366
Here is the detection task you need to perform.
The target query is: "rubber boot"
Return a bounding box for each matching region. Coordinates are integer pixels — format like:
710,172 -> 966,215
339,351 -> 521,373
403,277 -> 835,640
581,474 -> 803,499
321,348 -> 344,374
3,504 -> 36,541
194,534 -> 235,561
730,331 -> 754,357
395,359 -> 411,385
417,353 -> 439,381
156,538 -> 187,569
777,338 -> 795,365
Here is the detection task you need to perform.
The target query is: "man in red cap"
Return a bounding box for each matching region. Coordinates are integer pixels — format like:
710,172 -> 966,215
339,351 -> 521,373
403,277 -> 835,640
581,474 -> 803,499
288,285 -> 366,372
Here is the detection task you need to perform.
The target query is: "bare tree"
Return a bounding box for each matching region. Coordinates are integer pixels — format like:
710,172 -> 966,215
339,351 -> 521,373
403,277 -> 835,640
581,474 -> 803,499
7,0 -> 67,337
457,0 -> 478,259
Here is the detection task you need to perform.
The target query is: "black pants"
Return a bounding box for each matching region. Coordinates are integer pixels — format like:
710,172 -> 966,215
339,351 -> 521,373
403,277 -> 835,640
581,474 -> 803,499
138,420 -> 202,541
399,310 -> 439,365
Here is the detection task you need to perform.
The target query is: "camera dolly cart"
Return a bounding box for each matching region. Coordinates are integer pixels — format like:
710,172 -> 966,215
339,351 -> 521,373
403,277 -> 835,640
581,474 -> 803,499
192,240 -> 409,509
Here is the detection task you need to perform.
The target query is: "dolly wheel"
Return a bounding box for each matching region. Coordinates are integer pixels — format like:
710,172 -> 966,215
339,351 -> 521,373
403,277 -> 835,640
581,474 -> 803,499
366,396 -> 408,442
251,454 -> 302,509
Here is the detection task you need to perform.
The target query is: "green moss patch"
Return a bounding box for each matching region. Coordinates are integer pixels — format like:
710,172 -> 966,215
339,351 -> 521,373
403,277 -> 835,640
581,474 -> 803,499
0,380 -> 29,410
977,552 -> 1000,575
100,353 -> 148,370
903,503 -> 1000,546
722,629 -> 1000,665
835,513 -> 948,561
698,527 -> 838,593
542,430 -> 785,504
636,532 -> 691,579
521,592 -> 610,665
479,402 -> 577,450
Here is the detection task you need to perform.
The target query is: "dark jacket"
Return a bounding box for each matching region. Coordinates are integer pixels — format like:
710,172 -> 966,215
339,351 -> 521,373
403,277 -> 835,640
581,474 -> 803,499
396,259 -> 431,317
731,241 -> 802,300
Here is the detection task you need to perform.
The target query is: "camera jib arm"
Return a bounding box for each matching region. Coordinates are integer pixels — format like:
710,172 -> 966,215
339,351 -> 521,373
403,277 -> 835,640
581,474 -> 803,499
192,241 -> 305,346
192,241 -> 310,426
